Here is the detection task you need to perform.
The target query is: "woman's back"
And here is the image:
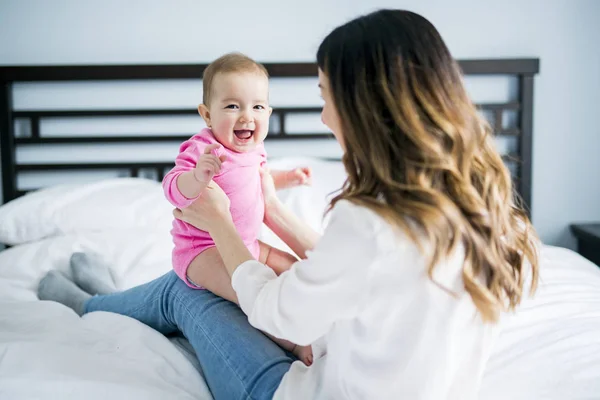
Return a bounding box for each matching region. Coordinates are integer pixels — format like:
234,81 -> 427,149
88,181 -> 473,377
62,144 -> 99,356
270,201 -> 499,399
352,209 -> 497,399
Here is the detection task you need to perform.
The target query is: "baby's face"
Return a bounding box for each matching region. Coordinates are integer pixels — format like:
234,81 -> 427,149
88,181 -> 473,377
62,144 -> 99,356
202,71 -> 272,153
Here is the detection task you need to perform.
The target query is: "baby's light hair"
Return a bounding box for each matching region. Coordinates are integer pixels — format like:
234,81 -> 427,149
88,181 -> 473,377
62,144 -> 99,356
202,52 -> 269,105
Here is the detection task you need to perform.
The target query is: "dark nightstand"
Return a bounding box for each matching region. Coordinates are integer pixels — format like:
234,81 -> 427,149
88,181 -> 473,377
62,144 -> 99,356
570,223 -> 600,266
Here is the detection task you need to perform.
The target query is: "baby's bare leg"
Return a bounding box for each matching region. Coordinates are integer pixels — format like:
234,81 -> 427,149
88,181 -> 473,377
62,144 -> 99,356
187,242 -> 296,305
258,241 -> 298,275
186,247 -> 238,304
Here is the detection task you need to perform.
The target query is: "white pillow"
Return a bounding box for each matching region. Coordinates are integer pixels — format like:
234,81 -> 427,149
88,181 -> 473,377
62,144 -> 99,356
0,178 -> 173,245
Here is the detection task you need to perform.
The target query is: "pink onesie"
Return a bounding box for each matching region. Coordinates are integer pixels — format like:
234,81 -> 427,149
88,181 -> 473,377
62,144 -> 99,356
162,128 -> 266,288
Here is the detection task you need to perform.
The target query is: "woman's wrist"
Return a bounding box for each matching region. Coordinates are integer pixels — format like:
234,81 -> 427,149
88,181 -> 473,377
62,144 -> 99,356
206,209 -> 234,234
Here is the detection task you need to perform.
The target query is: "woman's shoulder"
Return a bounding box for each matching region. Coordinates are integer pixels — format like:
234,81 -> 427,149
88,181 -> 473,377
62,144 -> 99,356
329,199 -> 422,254
329,200 -> 401,240
332,200 -> 467,290
329,199 -> 381,226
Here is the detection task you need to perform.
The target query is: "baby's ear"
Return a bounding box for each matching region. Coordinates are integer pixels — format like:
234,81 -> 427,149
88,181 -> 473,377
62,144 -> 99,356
198,104 -> 211,126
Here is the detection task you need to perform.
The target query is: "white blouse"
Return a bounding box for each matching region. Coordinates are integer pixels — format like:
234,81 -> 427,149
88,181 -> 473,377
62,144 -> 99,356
232,200 -> 500,399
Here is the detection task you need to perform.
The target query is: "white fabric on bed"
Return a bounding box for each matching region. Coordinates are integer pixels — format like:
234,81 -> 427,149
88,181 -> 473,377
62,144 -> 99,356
0,158 -> 344,400
0,231 -> 212,400
0,158 -> 599,399
0,178 -> 173,245
0,157 -> 345,247
0,230 -> 174,302
479,245 -> 600,399
2,234 -> 599,399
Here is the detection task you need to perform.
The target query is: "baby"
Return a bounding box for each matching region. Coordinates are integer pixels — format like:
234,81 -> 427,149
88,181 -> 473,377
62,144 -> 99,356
162,53 -> 313,365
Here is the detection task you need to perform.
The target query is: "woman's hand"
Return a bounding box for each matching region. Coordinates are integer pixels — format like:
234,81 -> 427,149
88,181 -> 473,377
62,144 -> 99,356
173,181 -> 231,233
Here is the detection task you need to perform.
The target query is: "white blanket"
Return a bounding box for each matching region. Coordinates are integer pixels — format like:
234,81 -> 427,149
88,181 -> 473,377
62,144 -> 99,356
2,238 -> 600,400
0,231 -> 212,400
480,245 -> 600,399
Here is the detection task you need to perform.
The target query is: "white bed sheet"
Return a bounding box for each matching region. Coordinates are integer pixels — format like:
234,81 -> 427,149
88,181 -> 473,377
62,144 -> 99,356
479,245 -> 600,399
3,238 -> 599,399
1,166 -> 599,399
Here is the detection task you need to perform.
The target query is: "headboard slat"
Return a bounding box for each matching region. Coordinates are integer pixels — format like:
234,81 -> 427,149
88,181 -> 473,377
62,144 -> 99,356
0,59 -> 539,81
518,75 -> 535,211
0,82 -> 17,202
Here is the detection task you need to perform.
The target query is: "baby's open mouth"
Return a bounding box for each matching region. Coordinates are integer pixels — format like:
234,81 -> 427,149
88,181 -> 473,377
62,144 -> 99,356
234,129 -> 254,140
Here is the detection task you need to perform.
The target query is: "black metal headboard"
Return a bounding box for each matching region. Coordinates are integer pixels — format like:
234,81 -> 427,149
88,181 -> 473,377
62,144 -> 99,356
0,59 -> 539,212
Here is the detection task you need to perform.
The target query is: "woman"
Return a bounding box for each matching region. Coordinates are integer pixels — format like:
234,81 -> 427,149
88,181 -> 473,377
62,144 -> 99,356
39,9 -> 539,399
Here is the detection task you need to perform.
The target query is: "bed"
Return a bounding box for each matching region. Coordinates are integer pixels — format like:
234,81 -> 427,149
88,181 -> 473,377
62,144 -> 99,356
0,60 -> 599,400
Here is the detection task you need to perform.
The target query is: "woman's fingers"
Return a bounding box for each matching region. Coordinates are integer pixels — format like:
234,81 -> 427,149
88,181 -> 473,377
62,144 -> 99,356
172,181 -> 231,232
173,208 -> 183,220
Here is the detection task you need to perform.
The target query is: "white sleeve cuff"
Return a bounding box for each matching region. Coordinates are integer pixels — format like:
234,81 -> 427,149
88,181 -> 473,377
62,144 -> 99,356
231,260 -> 277,316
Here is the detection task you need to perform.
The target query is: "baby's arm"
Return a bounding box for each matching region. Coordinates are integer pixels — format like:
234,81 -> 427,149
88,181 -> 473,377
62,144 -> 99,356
163,141 -> 225,208
270,167 -> 312,190
176,171 -> 208,200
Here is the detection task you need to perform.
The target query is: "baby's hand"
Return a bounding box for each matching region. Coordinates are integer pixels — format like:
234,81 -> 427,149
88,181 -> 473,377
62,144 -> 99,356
293,345 -> 314,366
194,144 -> 226,185
286,167 -> 312,188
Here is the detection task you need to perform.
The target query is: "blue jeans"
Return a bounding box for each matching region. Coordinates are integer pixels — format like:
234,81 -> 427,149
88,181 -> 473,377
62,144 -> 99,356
84,271 -> 293,400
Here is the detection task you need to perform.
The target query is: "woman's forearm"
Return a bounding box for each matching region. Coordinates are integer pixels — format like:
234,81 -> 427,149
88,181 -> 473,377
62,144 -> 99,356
210,218 -> 255,278
270,170 -> 289,190
263,199 -> 321,260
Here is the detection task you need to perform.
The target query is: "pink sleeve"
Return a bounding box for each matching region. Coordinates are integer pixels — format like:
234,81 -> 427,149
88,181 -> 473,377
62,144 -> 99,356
162,137 -> 206,208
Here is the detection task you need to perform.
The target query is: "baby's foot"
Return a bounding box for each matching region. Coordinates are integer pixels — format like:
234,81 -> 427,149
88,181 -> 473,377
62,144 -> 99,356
70,252 -> 117,295
38,270 -> 91,316
293,345 -> 313,366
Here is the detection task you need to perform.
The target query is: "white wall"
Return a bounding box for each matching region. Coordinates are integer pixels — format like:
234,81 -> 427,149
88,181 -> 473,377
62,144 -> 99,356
1,0 -> 599,248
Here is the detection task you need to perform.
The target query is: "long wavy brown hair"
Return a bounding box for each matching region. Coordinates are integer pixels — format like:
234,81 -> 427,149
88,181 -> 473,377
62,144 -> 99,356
317,9 -> 539,322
